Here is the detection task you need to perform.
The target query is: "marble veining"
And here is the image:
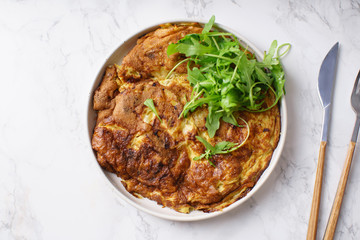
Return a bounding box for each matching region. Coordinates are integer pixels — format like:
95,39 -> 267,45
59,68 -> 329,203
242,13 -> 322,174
0,0 -> 359,239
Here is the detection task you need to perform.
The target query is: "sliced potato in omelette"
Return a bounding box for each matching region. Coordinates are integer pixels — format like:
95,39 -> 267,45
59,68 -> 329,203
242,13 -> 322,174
91,23 -> 280,213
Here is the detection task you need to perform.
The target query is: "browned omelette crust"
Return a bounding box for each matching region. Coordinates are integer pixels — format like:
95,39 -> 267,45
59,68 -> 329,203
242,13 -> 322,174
91,23 -> 281,213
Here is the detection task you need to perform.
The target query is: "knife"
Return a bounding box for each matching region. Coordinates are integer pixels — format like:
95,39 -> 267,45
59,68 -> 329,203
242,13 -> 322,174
307,42 -> 339,240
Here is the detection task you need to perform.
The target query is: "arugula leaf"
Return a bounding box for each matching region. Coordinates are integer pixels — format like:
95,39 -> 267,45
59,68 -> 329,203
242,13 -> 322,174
167,34 -> 216,57
195,135 -> 215,152
263,40 -> 278,65
213,141 -> 237,154
167,15 -> 290,152
255,66 -> 272,85
193,136 -> 238,166
194,117 -> 250,165
202,15 -> 215,34
167,42 -> 178,56
205,108 -> 222,138
144,99 -> 161,122
222,113 -> 240,126
187,67 -> 206,85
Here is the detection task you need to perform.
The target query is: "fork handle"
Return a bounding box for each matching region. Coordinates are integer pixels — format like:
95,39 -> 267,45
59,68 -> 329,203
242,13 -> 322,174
323,141 -> 356,240
307,141 -> 327,240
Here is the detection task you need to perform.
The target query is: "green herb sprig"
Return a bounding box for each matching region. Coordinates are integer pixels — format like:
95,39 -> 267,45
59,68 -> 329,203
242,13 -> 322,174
144,99 -> 162,122
167,15 -> 290,138
194,136 -> 237,167
193,116 -> 250,166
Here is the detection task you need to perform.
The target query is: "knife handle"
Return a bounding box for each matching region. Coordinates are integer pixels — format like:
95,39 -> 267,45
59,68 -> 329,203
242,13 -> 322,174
323,141 -> 356,240
307,141 -> 327,240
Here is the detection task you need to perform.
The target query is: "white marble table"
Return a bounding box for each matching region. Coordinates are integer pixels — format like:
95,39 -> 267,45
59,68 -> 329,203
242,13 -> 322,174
1,0 -> 359,239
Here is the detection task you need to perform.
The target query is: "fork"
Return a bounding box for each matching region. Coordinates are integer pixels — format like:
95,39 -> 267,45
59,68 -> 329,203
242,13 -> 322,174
323,70 -> 360,240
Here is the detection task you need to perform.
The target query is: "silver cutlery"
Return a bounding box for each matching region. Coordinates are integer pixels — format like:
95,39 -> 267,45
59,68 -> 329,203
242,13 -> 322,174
307,42 -> 339,240
323,70 -> 360,239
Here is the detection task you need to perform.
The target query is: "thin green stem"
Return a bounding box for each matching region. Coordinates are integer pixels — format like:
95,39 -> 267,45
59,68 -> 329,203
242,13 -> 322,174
211,36 -> 220,50
165,58 -> 190,79
179,89 -> 205,119
204,54 -> 237,63
277,43 -> 291,58
230,53 -> 243,82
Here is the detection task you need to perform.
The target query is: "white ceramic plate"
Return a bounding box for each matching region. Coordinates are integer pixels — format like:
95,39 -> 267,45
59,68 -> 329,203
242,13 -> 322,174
87,19 -> 287,221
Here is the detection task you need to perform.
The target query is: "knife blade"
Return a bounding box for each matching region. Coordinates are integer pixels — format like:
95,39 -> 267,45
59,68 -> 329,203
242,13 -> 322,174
319,42 -> 339,141
307,42 -> 339,240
